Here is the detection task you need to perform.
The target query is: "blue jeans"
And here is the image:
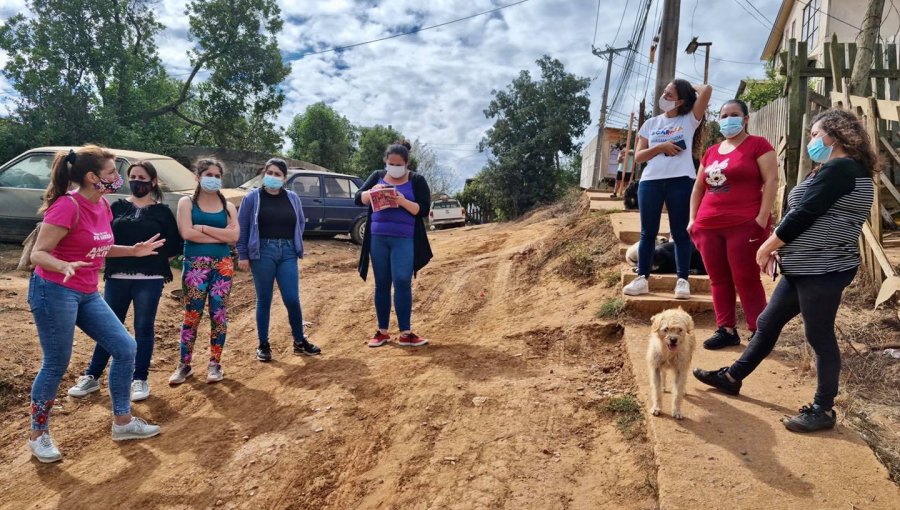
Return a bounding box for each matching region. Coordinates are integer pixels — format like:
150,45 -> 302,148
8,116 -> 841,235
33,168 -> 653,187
250,239 -> 304,347
370,234 -> 414,331
637,177 -> 694,279
28,274 -> 136,430
86,278 -> 164,381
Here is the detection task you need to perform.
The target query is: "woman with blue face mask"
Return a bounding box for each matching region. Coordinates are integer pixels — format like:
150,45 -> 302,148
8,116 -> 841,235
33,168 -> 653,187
687,100 -> 778,350
694,108 -> 876,433
236,158 -> 319,362
170,158 -> 239,386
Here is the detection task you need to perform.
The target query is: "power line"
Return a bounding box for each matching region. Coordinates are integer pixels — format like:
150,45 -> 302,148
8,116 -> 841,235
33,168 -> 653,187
612,0 -> 633,47
729,0 -> 771,29
737,0 -> 774,25
592,0 -> 603,45
296,0 -> 533,57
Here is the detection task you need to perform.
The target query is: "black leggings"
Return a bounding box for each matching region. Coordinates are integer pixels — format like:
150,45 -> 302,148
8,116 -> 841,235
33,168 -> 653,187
727,268 -> 857,409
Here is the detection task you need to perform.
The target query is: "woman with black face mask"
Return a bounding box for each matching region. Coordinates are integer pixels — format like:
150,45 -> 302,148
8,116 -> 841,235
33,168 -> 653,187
68,161 -> 182,403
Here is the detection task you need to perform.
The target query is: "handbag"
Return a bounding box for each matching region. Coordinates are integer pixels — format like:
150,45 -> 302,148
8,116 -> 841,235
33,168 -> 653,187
17,195 -> 81,271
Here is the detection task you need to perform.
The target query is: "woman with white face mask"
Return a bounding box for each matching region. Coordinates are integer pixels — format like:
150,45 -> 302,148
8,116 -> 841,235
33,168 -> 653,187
687,100 -> 778,350
355,142 -> 433,348
236,158 -> 319,362
624,79 -> 712,300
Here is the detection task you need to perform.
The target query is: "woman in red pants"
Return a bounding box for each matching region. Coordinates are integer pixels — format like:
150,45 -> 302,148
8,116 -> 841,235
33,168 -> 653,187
688,99 -> 779,349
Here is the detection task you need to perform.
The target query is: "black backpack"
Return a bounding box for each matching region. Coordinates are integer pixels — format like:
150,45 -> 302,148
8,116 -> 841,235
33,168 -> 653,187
623,181 -> 639,210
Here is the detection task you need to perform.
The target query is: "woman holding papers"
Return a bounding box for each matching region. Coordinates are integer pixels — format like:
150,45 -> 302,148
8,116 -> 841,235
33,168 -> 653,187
355,142 -> 433,348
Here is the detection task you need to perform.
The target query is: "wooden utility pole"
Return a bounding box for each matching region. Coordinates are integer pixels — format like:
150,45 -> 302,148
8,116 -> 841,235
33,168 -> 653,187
653,0 -> 682,115
590,44 -> 632,188
623,112 -> 636,186
849,0 -> 886,96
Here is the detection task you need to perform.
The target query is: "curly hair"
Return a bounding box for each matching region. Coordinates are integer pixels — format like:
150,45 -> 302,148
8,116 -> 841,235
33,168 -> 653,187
810,109 -> 880,176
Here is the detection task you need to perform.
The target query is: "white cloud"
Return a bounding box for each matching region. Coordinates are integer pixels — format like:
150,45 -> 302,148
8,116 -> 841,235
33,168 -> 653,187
0,0 -> 782,177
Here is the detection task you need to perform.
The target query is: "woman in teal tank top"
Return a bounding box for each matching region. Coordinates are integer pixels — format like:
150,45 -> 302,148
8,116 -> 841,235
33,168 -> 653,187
169,158 -> 239,386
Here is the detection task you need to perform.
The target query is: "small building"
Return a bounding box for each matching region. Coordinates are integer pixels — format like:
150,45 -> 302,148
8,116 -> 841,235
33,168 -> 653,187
580,127 -> 629,189
762,0 -> 900,63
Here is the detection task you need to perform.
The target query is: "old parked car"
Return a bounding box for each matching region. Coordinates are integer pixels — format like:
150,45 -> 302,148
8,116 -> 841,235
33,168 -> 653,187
239,169 -> 369,244
0,146 -> 246,243
429,197 -> 467,229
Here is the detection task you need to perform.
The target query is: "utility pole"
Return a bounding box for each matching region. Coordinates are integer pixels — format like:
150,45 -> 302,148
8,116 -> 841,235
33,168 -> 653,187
685,37 -> 712,84
849,0 -> 886,95
591,44 -> 632,188
653,0 -> 682,115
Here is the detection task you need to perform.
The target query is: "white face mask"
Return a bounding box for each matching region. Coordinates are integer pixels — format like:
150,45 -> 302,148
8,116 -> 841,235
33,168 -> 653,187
386,164 -> 407,178
658,95 -> 678,113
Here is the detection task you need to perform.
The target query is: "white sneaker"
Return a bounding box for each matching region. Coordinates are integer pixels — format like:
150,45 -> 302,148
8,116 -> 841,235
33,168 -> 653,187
168,363 -> 193,385
206,362 -> 224,384
674,278 -> 691,300
623,275 -> 649,296
67,375 -> 100,397
28,432 -> 62,463
111,417 -> 160,441
131,380 -> 150,401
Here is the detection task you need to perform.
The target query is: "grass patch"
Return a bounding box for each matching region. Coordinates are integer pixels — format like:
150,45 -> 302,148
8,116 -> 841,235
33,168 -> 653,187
603,394 -> 644,438
597,297 -> 625,319
559,246 -> 597,282
600,270 -> 620,288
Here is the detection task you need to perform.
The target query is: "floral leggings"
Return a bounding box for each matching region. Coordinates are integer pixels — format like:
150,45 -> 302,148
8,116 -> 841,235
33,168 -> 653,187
180,256 -> 233,366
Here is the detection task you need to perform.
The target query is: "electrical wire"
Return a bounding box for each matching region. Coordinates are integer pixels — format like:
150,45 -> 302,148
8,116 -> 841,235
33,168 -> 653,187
729,0 -> 771,29
592,0 -> 603,45
611,0 -> 633,47
296,0 -> 533,57
737,0 -> 774,25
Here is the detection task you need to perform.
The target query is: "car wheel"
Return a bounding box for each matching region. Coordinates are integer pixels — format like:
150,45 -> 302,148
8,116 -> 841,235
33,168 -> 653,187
351,218 -> 366,245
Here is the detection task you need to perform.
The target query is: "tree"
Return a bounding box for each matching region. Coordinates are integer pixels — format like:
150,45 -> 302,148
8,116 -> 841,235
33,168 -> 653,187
849,1 -> 887,95
738,61 -> 785,110
286,102 -> 355,171
410,140 -> 460,195
0,0 -> 289,160
476,55 -> 591,218
350,124 -> 405,178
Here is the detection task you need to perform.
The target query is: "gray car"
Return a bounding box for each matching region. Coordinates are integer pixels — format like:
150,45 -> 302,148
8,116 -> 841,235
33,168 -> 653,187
0,146 -> 246,242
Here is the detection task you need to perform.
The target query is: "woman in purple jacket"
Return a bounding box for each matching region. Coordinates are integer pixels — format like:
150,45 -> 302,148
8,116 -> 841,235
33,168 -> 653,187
237,158 -> 320,361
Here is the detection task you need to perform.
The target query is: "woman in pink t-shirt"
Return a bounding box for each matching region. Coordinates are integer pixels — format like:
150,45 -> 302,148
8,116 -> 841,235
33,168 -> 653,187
688,100 -> 779,350
26,145 -> 165,463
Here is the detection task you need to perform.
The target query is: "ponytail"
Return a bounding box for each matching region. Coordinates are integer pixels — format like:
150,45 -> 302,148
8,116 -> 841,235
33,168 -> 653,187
41,145 -> 116,213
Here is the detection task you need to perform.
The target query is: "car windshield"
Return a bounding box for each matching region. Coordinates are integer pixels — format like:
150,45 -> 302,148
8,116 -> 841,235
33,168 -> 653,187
433,200 -> 461,209
148,158 -> 198,191
240,174 -> 264,190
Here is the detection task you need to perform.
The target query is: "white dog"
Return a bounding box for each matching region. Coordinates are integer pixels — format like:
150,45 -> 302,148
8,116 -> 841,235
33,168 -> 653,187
647,308 -> 696,420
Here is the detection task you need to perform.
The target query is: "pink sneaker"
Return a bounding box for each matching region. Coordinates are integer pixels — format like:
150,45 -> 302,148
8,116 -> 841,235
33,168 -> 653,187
368,331 -> 391,348
397,333 -> 428,347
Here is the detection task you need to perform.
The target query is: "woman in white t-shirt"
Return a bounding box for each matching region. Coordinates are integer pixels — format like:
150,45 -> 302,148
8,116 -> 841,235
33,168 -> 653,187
623,78 -> 712,299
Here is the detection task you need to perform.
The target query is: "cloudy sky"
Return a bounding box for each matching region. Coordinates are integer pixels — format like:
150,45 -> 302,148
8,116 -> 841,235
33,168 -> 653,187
0,0 -> 784,179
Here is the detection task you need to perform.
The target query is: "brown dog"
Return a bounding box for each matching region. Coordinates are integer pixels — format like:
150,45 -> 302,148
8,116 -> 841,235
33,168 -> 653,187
647,307 -> 696,419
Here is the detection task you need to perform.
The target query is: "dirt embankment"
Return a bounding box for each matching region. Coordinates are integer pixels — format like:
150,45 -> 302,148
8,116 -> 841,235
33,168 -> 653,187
0,199 -> 658,509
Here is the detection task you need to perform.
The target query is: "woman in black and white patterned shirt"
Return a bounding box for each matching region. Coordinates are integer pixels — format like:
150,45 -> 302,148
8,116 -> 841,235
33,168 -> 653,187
694,108 -> 876,433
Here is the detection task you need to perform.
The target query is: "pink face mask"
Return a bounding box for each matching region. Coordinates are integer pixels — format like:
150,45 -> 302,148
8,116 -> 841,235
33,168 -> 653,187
94,173 -> 124,194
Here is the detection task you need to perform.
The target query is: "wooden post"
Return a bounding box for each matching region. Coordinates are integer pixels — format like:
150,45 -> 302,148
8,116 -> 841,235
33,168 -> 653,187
797,113 -> 813,182
866,96 -> 883,243
785,39 -> 810,205
623,112 -> 636,186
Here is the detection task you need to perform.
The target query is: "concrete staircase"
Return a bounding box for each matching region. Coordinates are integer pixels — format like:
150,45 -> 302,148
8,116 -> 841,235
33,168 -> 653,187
585,189 -> 627,212
607,211 -> 716,314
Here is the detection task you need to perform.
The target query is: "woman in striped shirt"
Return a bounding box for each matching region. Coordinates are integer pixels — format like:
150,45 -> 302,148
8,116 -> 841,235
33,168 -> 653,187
694,108 -> 876,433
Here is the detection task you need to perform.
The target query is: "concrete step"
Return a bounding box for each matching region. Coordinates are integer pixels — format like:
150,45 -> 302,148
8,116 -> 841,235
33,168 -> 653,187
622,272 -> 712,294
623,292 -> 715,314
609,212 -> 668,244
589,201 -> 627,212
587,194 -> 623,202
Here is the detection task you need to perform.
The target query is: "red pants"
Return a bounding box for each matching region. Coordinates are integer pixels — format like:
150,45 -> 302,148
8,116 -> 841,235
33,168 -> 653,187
692,220 -> 768,331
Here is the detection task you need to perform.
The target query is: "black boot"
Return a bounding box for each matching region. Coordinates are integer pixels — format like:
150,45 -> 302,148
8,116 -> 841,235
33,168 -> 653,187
692,367 -> 742,395
703,327 -> 741,350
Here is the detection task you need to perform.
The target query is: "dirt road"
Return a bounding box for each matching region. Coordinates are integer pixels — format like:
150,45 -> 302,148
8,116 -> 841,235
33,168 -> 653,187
0,205 -> 657,509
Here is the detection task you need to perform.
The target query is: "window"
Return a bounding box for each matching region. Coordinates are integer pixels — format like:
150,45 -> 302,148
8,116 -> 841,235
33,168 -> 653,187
801,0 -> 820,48
433,200 -> 461,209
323,176 -> 355,198
0,153 -> 54,189
291,175 -> 321,197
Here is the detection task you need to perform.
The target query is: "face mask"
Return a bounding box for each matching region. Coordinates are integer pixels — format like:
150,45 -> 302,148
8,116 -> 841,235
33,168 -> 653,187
719,116 -> 745,138
129,180 -> 153,198
95,173 -> 124,194
200,175 -> 222,192
807,136 -> 834,164
658,96 -> 678,113
386,164 -> 407,179
262,174 -> 284,190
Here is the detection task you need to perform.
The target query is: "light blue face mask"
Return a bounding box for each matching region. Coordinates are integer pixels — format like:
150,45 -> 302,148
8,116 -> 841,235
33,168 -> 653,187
200,175 -> 222,192
807,136 -> 834,164
262,174 -> 284,190
719,116 -> 744,138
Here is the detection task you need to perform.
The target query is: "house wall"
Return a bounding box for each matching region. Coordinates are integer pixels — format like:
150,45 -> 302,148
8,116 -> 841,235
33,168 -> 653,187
775,0 -> 900,62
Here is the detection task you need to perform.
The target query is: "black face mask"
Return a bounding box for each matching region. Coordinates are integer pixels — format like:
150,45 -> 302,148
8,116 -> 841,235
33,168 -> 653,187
130,180 -> 154,198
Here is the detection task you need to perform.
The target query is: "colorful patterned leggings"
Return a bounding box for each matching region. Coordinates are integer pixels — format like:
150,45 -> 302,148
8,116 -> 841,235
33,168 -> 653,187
180,256 -> 233,366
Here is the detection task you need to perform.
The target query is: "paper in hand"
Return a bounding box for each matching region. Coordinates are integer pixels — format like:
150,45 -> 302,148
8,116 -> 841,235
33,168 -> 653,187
370,188 -> 399,212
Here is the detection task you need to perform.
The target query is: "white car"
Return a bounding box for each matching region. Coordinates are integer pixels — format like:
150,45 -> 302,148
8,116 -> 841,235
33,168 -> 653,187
429,198 -> 466,229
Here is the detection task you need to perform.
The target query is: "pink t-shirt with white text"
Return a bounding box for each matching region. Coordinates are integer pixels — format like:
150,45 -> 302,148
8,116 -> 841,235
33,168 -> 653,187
35,192 -> 114,293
